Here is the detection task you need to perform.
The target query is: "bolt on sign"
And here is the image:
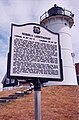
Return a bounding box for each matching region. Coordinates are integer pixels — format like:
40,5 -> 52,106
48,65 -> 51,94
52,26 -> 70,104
7,23 -> 63,81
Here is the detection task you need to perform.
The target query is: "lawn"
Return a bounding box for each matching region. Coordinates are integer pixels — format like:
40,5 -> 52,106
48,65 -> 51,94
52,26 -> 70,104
0,86 -> 78,120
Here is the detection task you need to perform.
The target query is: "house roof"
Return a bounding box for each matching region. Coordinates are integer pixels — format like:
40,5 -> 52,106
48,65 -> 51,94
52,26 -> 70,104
1,73 -> 7,84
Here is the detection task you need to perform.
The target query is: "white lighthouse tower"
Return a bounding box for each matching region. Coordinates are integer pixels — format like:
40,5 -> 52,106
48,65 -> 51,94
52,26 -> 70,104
40,4 -> 77,85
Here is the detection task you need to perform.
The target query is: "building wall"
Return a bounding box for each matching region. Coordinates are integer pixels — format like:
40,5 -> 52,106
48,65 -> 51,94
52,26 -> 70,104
75,63 -> 79,85
3,78 -> 18,88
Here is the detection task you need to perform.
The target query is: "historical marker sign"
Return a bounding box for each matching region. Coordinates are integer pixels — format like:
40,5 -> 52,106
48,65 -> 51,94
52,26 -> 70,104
7,23 -> 63,81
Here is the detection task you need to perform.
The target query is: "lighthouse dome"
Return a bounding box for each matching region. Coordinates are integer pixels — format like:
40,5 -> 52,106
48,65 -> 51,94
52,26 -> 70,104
48,4 -> 64,16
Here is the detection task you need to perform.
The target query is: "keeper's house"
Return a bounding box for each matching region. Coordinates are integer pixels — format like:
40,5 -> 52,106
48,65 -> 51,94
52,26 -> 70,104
1,73 -> 18,88
1,73 -> 32,88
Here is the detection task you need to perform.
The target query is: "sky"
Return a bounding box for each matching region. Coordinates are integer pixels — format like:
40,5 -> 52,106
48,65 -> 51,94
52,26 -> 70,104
0,0 -> 79,86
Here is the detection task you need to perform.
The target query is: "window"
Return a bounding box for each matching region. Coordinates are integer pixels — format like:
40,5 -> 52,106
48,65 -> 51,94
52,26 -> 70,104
11,79 -> 15,84
6,78 -> 10,84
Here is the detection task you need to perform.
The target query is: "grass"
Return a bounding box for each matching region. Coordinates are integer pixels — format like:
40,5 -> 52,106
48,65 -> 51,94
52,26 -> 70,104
0,86 -> 78,120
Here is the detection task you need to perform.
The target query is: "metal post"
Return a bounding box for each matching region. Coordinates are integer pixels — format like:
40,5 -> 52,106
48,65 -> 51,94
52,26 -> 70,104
35,90 -> 41,120
34,80 -> 41,120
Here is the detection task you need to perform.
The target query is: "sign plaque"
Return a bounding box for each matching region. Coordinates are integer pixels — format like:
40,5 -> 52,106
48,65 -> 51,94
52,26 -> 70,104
7,23 -> 63,81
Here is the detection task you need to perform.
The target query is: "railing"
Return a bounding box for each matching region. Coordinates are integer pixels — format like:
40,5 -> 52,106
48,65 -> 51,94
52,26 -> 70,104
40,9 -> 74,22
40,11 -> 48,22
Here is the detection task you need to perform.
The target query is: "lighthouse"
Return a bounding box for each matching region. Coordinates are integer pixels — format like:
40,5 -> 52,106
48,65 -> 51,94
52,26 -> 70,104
40,4 -> 77,85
